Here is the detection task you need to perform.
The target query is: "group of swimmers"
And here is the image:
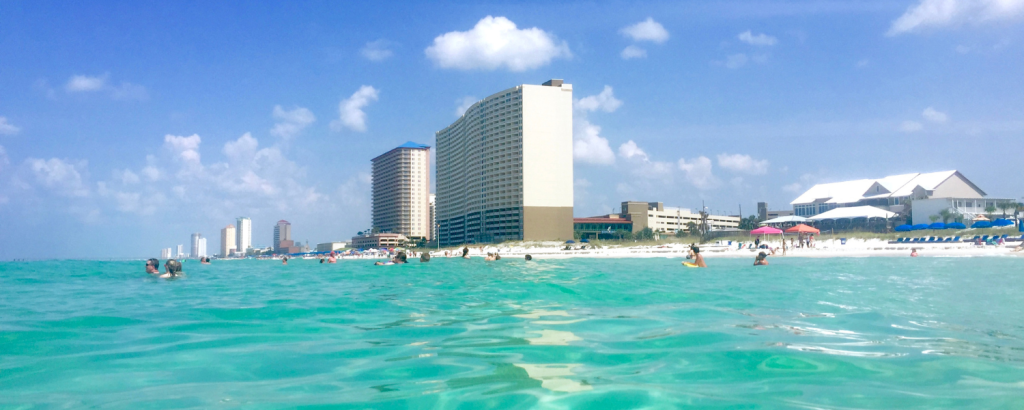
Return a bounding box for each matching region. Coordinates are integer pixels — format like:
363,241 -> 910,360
683,244 -> 771,267
145,258 -> 183,279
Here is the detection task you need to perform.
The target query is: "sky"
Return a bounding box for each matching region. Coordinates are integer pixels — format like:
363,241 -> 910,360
1,0 -> 1022,259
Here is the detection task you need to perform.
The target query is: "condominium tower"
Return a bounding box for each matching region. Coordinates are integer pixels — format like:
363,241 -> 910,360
236,217 -> 252,254
435,79 -> 574,246
220,224 -> 236,257
273,220 -> 298,254
371,142 -> 431,241
190,233 -> 202,259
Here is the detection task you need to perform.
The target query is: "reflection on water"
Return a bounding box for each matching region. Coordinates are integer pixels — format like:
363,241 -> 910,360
514,363 -> 592,392
526,329 -> 583,346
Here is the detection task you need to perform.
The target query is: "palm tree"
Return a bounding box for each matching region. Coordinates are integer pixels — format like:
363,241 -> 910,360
985,204 -> 997,217
938,209 -> 953,223
928,215 -> 940,223
997,201 -> 1012,218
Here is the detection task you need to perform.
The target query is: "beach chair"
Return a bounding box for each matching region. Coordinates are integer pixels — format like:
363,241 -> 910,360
943,237 -> 951,242
953,236 -> 960,242
927,237 -> 936,242
1001,235 -> 1009,239
981,235 -> 989,242
972,236 -> 980,241
897,238 -> 905,243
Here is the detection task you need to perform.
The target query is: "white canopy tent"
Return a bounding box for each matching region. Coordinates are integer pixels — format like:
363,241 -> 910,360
808,206 -> 897,220
760,215 -> 810,225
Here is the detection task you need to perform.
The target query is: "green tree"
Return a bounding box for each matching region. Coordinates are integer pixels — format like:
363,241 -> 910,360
997,201 -> 1013,218
573,230 -> 582,240
985,204 -> 997,216
635,227 -> 655,241
674,228 -> 687,238
686,222 -> 698,236
738,215 -> 760,230
928,215 -> 940,223
938,209 -> 953,223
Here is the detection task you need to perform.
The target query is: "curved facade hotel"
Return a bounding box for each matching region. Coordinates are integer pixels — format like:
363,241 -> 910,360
435,79 -> 574,246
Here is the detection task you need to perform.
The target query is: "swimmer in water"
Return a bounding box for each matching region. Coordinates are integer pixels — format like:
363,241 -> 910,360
160,259 -> 183,279
685,245 -> 707,268
282,257 -> 288,265
200,257 -> 211,264
525,254 -> 533,261
146,258 -> 160,274
754,252 -> 769,266
910,248 -> 918,257
484,253 -> 496,261
462,247 -> 470,259
420,253 -> 431,262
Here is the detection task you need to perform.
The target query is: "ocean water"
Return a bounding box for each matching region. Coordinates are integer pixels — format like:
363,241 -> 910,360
1,256 -> 1023,409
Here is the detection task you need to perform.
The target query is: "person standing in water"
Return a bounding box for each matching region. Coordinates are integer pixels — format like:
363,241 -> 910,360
462,247 -> 470,259
754,252 -> 769,266
684,245 -> 707,268
160,259 -> 183,279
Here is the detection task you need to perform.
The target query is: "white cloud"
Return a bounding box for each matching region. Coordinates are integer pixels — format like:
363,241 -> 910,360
575,86 -> 623,113
361,39 -> 394,61
425,16 -> 571,71
677,156 -> 718,189
717,153 -> 769,175
455,96 -> 477,117
737,30 -> 778,46
25,158 -> 90,197
163,134 -> 202,164
620,17 -> 670,43
783,182 -> 803,193
270,105 -> 316,139
620,45 -> 648,59
618,140 -> 648,160
900,120 -> 924,132
0,117 -> 20,135
922,107 -> 949,123
725,53 -> 749,69
573,119 -> 615,165
65,74 -> 108,92
888,0 -> 1024,35
331,85 -> 379,132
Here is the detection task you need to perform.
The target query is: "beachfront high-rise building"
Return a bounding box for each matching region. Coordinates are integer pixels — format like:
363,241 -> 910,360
371,142 -> 431,241
197,237 -> 207,258
176,244 -> 184,259
236,217 -> 252,254
221,224 -> 236,257
160,248 -> 172,259
429,194 -> 437,242
190,233 -> 202,259
273,220 -> 298,254
435,79 -> 574,245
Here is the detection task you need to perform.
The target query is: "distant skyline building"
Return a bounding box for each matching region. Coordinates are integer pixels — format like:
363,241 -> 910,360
197,237 -> 207,258
371,142 -> 431,241
190,233 -> 202,259
221,224 -> 236,257
435,79 -> 574,246
273,220 -> 298,254
160,248 -> 171,259
236,217 -> 251,254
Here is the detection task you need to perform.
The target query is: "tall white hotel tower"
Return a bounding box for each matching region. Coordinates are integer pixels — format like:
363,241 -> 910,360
235,217 -> 252,254
371,142 -> 431,241
435,79 -> 573,246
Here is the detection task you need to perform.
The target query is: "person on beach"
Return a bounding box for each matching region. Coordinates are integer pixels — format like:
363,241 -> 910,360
146,258 -> 161,274
160,259 -> 182,279
911,248 -> 918,257
754,252 -> 769,266
755,238 -> 760,248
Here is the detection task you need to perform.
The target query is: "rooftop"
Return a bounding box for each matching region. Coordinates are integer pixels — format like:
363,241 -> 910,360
790,170 -> 980,205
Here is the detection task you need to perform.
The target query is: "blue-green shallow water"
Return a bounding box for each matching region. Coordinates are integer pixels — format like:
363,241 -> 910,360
2,257 -> 1023,409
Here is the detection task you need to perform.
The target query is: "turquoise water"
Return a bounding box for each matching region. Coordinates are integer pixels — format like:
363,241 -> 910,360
2,257 -> 1023,409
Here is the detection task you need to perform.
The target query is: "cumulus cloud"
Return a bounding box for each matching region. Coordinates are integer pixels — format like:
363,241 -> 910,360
0,117 -> 20,135
575,86 -> 623,113
65,74 -> 108,92
620,17 -> 670,43
618,140 -> 648,160
738,30 -> 778,46
270,105 -> 316,139
455,96 -> 477,117
678,156 -> 718,189
717,153 -> 769,175
64,74 -> 147,100
620,45 -> 648,59
331,85 -> 379,132
922,107 -> 949,123
888,0 -> 1024,35
900,120 -> 924,132
573,119 -> 615,165
425,16 -> 571,71
361,39 -> 394,61
24,158 -> 90,197
164,134 -> 202,164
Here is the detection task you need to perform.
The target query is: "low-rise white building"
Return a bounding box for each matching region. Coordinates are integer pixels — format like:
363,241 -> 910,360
316,242 -> 347,252
790,170 -> 987,217
620,201 -> 740,233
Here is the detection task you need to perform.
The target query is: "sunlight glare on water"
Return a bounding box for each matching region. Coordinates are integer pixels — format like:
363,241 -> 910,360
1,256 -> 1023,409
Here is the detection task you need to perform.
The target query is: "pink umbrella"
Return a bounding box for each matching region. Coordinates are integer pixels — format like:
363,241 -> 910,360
750,226 -> 783,235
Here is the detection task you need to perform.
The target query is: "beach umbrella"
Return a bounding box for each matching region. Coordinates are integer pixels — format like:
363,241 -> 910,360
947,222 -> 967,229
993,219 -> 1013,227
912,224 -> 930,230
580,238 -> 590,243
972,221 -> 993,228
750,226 -> 783,235
895,224 -> 913,232
784,224 -> 820,234
565,240 -> 576,244
973,215 -> 989,221
929,222 -> 946,230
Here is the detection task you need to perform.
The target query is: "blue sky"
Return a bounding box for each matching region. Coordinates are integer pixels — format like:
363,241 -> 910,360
1,0 -> 1022,259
